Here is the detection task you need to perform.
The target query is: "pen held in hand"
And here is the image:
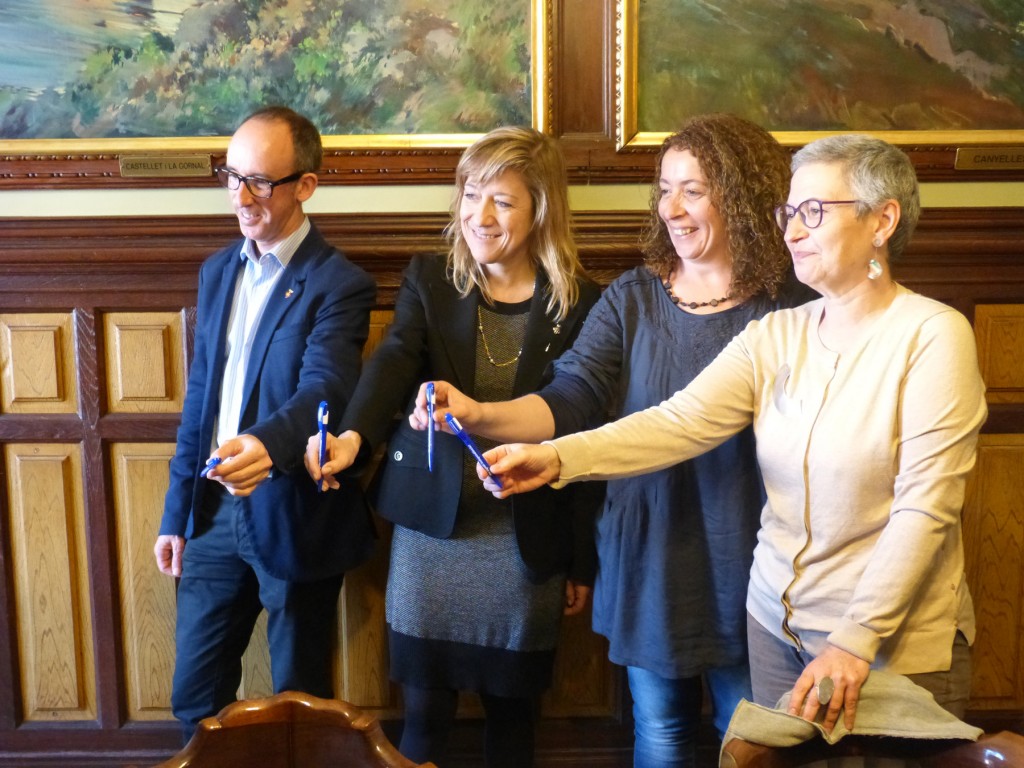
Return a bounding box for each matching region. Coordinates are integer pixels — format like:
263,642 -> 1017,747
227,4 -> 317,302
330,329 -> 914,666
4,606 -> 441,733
426,382 -> 435,472
317,400 -> 329,492
445,413 -> 502,489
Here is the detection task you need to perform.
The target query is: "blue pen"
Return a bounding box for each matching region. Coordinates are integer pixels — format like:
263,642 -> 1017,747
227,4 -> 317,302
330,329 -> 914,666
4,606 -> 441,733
200,456 -> 222,478
445,413 -> 502,489
426,382 -> 435,472
317,400 -> 329,492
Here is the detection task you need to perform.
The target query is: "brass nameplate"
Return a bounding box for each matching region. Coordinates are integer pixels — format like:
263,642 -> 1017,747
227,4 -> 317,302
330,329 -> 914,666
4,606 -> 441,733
955,147 -> 1024,171
119,154 -> 212,178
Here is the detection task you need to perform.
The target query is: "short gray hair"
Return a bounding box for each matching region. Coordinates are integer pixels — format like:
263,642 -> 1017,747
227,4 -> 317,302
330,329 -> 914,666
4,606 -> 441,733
792,135 -> 920,262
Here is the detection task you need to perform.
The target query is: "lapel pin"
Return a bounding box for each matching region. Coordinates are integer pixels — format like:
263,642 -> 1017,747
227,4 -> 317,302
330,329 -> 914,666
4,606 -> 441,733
284,288 -> 294,299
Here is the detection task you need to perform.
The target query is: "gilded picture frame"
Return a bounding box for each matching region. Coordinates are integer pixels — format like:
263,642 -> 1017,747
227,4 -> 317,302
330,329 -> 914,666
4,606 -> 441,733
0,0 -> 550,155
616,0 -> 1024,151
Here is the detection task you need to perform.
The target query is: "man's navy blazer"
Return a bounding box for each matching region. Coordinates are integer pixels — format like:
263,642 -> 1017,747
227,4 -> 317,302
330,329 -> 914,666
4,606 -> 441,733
160,223 -> 377,582
344,254 -> 602,584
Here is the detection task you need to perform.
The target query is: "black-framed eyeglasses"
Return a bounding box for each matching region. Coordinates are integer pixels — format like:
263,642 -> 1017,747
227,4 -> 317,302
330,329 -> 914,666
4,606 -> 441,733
214,166 -> 305,199
774,199 -> 863,232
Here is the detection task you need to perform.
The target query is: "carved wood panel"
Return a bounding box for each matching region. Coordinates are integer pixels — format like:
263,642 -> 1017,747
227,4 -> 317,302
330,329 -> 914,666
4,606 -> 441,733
975,305 -> 1024,405
0,208 -> 1021,763
110,443 -> 178,722
4,444 -> 94,722
104,313 -> 186,414
0,313 -> 77,414
963,434 -> 1024,710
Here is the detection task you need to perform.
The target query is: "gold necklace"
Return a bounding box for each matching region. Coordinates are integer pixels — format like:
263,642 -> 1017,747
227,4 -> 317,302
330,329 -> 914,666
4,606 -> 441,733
477,305 -> 523,367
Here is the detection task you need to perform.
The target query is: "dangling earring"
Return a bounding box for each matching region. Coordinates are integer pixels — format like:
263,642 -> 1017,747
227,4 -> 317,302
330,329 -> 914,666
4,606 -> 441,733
867,259 -> 883,280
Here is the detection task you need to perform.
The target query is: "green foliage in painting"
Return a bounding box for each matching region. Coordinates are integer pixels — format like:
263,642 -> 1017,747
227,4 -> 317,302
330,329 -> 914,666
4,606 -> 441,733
0,0 -> 531,138
637,0 -> 1024,132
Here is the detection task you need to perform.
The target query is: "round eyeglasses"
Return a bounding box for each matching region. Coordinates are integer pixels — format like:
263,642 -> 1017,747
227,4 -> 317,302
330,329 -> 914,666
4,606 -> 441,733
214,166 -> 305,199
774,199 -> 863,232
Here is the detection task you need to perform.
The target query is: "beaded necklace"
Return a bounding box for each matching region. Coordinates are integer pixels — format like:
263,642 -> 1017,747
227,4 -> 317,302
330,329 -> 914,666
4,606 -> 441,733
661,273 -> 732,310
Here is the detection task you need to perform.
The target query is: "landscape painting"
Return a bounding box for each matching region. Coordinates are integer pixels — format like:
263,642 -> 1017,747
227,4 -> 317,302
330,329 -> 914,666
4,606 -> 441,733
0,0 -> 534,142
629,0 -> 1024,143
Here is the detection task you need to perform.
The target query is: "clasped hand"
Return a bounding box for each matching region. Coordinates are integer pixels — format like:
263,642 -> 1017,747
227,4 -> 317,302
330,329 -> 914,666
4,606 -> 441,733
304,429 -> 362,491
202,433 -> 273,496
409,380 -> 478,433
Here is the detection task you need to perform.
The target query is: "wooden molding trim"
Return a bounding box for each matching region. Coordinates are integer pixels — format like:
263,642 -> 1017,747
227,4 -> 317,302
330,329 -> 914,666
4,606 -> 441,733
0,206 -> 1020,277
4,143 -> 1018,191
0,208 -> 1020,316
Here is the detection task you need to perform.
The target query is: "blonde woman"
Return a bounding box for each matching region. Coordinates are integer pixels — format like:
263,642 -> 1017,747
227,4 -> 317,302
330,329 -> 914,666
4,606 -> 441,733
306,126 -> 601,767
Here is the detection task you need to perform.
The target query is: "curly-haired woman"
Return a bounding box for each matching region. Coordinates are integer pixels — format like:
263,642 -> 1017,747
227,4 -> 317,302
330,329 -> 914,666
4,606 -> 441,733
419,114 -> 816,766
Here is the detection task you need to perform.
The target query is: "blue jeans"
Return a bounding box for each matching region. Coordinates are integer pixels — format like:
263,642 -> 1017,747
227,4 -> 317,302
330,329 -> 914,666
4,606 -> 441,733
171,488 -> 343,742
628,663 -> 752,768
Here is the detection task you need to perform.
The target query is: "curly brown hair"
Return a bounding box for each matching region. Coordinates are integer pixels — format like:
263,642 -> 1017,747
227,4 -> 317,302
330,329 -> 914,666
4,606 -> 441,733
640,113 -> 792,300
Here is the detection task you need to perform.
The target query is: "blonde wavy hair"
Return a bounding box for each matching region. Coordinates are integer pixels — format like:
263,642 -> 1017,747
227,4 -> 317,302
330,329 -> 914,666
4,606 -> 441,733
446,126 -> 584,322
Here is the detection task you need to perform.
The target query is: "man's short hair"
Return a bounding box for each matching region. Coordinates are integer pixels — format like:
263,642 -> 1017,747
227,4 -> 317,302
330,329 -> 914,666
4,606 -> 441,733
243,106 -> 323,174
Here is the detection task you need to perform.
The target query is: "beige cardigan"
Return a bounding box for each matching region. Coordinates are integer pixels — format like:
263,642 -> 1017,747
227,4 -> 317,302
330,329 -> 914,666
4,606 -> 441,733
551,286 -> 987,674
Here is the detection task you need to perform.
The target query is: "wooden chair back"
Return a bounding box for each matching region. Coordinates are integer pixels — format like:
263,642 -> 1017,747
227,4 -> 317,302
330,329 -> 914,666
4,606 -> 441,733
153,691 -> 435,768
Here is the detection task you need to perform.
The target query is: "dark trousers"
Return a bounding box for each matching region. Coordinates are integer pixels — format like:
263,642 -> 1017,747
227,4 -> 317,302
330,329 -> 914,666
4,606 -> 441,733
171,486 -> 343,742
747,612 -> 972,717
400,685 -> 538,768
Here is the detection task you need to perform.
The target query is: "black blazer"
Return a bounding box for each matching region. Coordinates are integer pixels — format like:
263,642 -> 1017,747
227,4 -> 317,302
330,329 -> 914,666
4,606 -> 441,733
160,224 -> 377,581
344,254 -> 602,583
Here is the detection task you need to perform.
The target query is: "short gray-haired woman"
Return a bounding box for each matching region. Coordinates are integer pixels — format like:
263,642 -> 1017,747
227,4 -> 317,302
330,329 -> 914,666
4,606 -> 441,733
480,134 -> 987,735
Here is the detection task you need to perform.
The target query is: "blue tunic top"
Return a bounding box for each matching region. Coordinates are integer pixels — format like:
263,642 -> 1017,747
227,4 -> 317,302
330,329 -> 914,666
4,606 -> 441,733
539,266 -> 815,677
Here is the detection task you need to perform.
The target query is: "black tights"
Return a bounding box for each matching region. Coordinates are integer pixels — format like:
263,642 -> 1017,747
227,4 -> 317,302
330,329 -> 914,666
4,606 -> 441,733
399,685 -> 537,767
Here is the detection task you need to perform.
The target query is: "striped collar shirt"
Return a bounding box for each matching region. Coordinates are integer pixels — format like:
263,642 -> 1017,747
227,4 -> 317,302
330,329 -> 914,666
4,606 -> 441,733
214,217 -> 311,448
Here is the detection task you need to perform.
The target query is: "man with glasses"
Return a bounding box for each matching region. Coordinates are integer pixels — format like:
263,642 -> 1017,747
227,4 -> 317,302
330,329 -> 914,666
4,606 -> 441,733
154,106 -> 377,741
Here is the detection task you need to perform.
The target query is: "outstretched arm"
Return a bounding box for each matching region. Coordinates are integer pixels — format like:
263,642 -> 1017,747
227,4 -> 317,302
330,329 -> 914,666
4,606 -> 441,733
411,380 -> 556,443
479,443 -> 562,497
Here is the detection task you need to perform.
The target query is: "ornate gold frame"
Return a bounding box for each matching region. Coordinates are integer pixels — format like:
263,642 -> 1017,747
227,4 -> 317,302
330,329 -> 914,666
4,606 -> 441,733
615,0 -> 1024,150
0,0 -> 550,155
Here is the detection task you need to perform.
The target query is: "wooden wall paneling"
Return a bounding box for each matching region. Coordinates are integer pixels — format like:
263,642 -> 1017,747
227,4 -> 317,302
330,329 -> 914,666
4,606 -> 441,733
336,310 -> 396,713
0,207 -> 1021,764
104,313 -> 186,414
974,305 -> 1024,405
894,209 -> 1024,316
238,615 -> 273,701
543,609 -> 615,718
364,311 -> 395,361
110,443 -> 177,722
4,443 -> 95,722
962,434 -> 1024,711
0,313 -> 77,414
76,305 -> 130,732
335,523 -> 394,713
